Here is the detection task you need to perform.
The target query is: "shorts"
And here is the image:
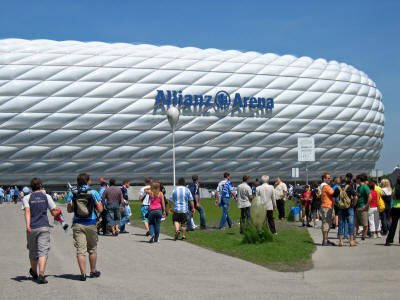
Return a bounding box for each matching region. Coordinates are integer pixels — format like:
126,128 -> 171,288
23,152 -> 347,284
301,206 -> 311,219
321,207 -> 333,232
72,223 -> 98,256
356,208 -> 368,227
141,205 -> 149,222
172,212 -> 188,227
27,227 -> 50,260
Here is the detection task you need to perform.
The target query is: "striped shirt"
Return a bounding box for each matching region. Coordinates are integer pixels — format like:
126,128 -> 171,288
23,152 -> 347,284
169,186 -> 193,213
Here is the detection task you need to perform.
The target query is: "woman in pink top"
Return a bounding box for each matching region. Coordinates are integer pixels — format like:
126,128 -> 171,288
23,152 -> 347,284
145,182 -> 166,243
368,181 -> 381,238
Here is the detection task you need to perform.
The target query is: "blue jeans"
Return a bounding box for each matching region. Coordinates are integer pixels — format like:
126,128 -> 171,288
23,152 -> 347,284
106,202 -> 121,226
0,195 -> 3,204
187,204 -> 206,229
148,209 -> 162,242
219,197 -> 232,229
380,207 -> 391,235
119,205 -> 130,232
338,207 -> 354,237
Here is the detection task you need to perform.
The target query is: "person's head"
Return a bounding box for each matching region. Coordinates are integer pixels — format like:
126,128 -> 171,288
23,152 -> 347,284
77,173 -> 90,186
178,177 -> 185,186
346,173 -> 353,181
30,178 -> 42,192
261,175 -> 269,184
192,175 -> 199,183
223,172 -> 230,179
144,177 -> 152,186
150,181 -> 160,197
333,177 -> 341,186
276,177 -> 281,184
340,175 -> 347,185
99,177 -> 105,183
305,185 -> 310,191
360,173 -> 368,183
322,172 -> 331,184
380,178 -> 391,189
122,180 -> 130,188
109,178 -> 116,186
101,181 -> 108,187
243,175 -> 250,183
368,181 -> 375,190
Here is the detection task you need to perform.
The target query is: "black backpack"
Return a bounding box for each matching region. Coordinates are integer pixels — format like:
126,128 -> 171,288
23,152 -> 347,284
72,189 -> 94,219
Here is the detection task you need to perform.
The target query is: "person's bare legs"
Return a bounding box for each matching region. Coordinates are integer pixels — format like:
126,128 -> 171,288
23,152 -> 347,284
181,226 -> 187,238
144,221 -> 150,232
89,253 -> 97,273
174,221 -> 180,231
77,256 -> 86,275
30,260 -> 38,274
323,231 -> 328,243
38,257 -> 47,276
362,226 -> 368,239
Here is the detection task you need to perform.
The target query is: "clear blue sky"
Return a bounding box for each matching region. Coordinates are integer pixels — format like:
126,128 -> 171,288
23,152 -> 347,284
0,0 -> 398,173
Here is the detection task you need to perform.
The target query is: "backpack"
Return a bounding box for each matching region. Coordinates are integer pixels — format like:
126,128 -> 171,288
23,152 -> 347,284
337,185 -> 351,209
72,189 -> 94,219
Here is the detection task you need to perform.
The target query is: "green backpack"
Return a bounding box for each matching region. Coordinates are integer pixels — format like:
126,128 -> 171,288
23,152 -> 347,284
337,185 -> 351,209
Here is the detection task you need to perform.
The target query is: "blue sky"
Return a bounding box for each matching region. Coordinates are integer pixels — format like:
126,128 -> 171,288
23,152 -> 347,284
0,0 -> 398,173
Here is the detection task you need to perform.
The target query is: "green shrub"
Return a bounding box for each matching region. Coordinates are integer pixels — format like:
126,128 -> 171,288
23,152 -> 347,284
287,212 -> 295,222
242,223 -> 273,244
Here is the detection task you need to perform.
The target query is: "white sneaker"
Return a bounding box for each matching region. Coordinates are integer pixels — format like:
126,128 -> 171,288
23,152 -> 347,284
161,217 -> 165,221
377,232 -> 382,238
373,233 -> 377,239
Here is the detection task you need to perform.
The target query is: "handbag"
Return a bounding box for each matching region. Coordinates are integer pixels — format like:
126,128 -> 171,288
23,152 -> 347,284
377,190 -> 385,213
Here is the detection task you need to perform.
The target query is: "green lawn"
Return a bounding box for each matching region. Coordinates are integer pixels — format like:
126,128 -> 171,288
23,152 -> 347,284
129,198 -> 315,272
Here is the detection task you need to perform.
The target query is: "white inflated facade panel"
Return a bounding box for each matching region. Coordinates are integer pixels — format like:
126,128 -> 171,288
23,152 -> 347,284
0,39 -> 384,184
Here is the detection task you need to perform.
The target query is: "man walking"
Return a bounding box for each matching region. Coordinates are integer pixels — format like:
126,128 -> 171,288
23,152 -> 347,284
102,178 -> 124,236
320,172 -> 339,246
215,172 -> 237,230
237,175 -> 254,234
120,180 -> 131,234
187,175 -> 206,230
22,178 -> 60,284
256,175 -> 277,234
169,177 -> 194,241
67,173 -> 103,281
274,177 -> 288,220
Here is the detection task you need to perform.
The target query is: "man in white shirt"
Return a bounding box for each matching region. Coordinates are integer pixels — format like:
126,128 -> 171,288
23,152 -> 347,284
274,177 -> 287,220
237,175 -> 254,234
138,177 -> 152,236
256,175 -> 277,234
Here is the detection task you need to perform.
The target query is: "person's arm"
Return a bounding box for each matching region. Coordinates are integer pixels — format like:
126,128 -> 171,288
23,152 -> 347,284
214,189 -> 219,206
138,191 -> 144,202
190,200 -> 195,214
92,191 -> 103,213
160,192 -> 166,216
101,190 -> 106,205
194,193 -> 200,208
169,200 -> 173,213
144,188 -> 151,195
364,192 -> 372,210
24,207 -> 31,233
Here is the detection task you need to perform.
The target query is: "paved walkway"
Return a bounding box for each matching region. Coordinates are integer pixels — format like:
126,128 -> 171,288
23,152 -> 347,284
0,203 -> 398,299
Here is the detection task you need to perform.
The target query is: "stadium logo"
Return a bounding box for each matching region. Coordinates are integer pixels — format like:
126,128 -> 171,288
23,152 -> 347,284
155,90 -> 274,110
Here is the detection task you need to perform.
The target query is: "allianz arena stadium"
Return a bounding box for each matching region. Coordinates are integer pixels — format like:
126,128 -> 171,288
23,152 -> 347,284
0,39 -> 384,184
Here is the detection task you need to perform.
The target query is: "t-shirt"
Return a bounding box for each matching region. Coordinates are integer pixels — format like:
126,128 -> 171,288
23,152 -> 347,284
67,185 -> 101,225
169,186 -> 193,213
139,186 -> 150,206
217,179 -> 233,198
188,183 -> 200,201
301,191 -> 312,207
369,189 -> 378,208
320,183 -> 334,209
102,186 -> 123,204
237,182 -> 252,208
357,184 -> 370,208
22,192 -> 56,229
0,188 -> 4,197
121,185 -> 129,201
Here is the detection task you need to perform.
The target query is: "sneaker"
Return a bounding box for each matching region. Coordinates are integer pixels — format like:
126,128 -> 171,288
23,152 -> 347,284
377,232 -> 382,238
327,240 -> 336,246
89,270 -> 101,278
361,237 -> 365,241
80,274 -> 87,281
306,223 -> 312,227
161,217 -> 165,221
29,268 -> 38,280
174,231 -> 180,241
181,236 -> 186,241
373,233 -> 377,239
145,231 -> 150,237
149,235 -> 155,244
350,241 -> 358,247
321,242 -> 330,246
63,224 -> 69,232
37,274 -> 48,284
219,227 -> 226,231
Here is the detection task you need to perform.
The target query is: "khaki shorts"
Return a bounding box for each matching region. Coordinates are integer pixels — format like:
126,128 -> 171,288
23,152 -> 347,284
356,208 -> 368,227
72,223 -> 98,256
321,207 -> 333,232
27,227 -> 50,260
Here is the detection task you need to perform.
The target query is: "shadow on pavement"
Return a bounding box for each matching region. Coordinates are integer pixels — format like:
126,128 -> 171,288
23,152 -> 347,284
53,274 -> 82,281
10,275 -> 32,282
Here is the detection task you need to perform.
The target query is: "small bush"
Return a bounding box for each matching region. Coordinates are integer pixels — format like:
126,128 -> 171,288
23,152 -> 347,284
287,212 -> 295,222
242,223 -> 273,244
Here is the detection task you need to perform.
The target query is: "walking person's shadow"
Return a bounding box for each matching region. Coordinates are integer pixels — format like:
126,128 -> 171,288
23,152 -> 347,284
10,275 -> 32,282
53,274 -> 82,281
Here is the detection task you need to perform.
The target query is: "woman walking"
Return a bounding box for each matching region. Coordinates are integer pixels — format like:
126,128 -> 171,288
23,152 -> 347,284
145,182 -> 166,243
380,179 -> 392,235
368,181 -> 381,238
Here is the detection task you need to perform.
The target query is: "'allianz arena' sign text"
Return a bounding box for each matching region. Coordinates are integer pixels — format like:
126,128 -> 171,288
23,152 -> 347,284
155,90 -> 274,110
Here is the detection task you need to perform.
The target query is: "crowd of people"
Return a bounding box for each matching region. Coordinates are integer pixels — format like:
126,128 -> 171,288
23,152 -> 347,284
14,170 -> 400,284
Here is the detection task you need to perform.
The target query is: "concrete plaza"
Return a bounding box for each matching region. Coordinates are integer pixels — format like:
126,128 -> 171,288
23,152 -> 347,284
0,203 -> 398,300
